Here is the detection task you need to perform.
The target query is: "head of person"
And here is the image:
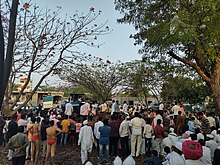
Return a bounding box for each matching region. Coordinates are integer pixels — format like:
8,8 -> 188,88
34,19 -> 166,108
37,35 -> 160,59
164,146 -> 171,154
157,119 -> 162,125
198,139 -> 205,146
103,118 -> 108,125
112,100 -> 115,103
178,111 -> 182,116
83,120 -> 88,126
197,112 -> 204,120
182,124 -> 189,133
169,127 -> 175,133
126,116 -> 131,121
21,114 -> 26,120
36,117 -> 41,124
77,118 -> 82,123
17,126 -> 24,133
156,110 -> 161,115
88,115 -> 93,121
41,119 -> 46,125
190,133 -> 197,141
145,118 -> 151,124
98,116 -> 103,122
191,116 -> 195,121
31,116 -> 36,124
195,127 -> 201,134
18,109 -> 22,114
172,142 -> 182,155
210,126 -> 216,132
49,120 -> 54,126
123,101 -> 127,104
134,112 -> 139,117
65,115 -> 68,119
11,114 -> 17,120
151,150 -> 158,157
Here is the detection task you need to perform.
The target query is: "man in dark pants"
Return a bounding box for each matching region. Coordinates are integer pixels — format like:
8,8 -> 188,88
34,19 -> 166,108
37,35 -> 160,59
7,115 -> 18,160
119,116 -> 130,157
108,113 -> 120,156
7,126 -> 28,165
94,116 -> 103,157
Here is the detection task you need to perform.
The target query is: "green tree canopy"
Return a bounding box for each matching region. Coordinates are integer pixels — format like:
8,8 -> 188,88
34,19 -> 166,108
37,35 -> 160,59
115,0 -> 220,111
161,76 -> 211,105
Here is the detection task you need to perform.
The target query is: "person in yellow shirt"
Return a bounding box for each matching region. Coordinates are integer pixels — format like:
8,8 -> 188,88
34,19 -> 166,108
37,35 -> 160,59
60,115 -> 70,146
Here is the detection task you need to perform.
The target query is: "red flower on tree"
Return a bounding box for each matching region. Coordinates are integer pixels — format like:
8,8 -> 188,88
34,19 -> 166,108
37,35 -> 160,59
23,2 -> 30,9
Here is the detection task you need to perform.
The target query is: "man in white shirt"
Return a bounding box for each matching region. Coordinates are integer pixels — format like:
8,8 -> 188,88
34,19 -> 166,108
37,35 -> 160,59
129,112 -> 145,157
164,142 -> 186,165
119,115 -> 130,157
159,102 -> 164,110
111,100 -> 119,115
206,139 -> 218,160
143,118 -> 153,155
99,101 -> 108,113
94,117 -> 104,157
198,139 -> 212,165
111,100 -> 116,115
122,101 -> 128,113
65,102 -> 73,117
80,100 -> 91,120
171,102 -> 180,119
207,113 -> 216,128
78,120 -> 94,164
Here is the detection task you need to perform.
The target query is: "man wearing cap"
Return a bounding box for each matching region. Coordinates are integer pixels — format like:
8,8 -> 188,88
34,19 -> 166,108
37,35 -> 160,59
78,120 -> 94,164
164,142 -> 186,165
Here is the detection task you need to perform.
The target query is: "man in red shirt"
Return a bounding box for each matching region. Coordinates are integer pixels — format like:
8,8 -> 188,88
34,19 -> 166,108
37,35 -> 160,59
154,119 -> 165,155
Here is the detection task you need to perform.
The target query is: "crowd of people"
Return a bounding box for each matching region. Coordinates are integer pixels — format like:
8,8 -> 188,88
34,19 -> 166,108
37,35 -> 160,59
0,100 -> 220,165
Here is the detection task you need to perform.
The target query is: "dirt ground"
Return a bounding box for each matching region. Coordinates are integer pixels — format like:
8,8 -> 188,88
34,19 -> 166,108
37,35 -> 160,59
0,144 -> 146,165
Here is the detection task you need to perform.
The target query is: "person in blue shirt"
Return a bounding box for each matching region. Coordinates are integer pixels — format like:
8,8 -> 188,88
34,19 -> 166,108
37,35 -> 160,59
98,118 -> 111,164
187,117 -> 195,133
145,150 -> 161,165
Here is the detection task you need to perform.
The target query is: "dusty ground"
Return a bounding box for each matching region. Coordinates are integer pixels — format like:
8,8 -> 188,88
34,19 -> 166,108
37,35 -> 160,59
0,144 -> 146,165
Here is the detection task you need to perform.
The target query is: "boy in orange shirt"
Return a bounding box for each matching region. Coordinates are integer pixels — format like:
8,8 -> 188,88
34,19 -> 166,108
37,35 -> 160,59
60,115 -> 70,146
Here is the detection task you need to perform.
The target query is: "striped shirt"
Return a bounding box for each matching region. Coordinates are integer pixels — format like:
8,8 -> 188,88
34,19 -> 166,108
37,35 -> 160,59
201,118 -> 210,134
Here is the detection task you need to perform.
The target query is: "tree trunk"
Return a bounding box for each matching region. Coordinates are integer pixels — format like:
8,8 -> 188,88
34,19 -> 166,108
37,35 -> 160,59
0,17 -> 5,110
209,83 -> 220,114
0,0 -> 19,113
